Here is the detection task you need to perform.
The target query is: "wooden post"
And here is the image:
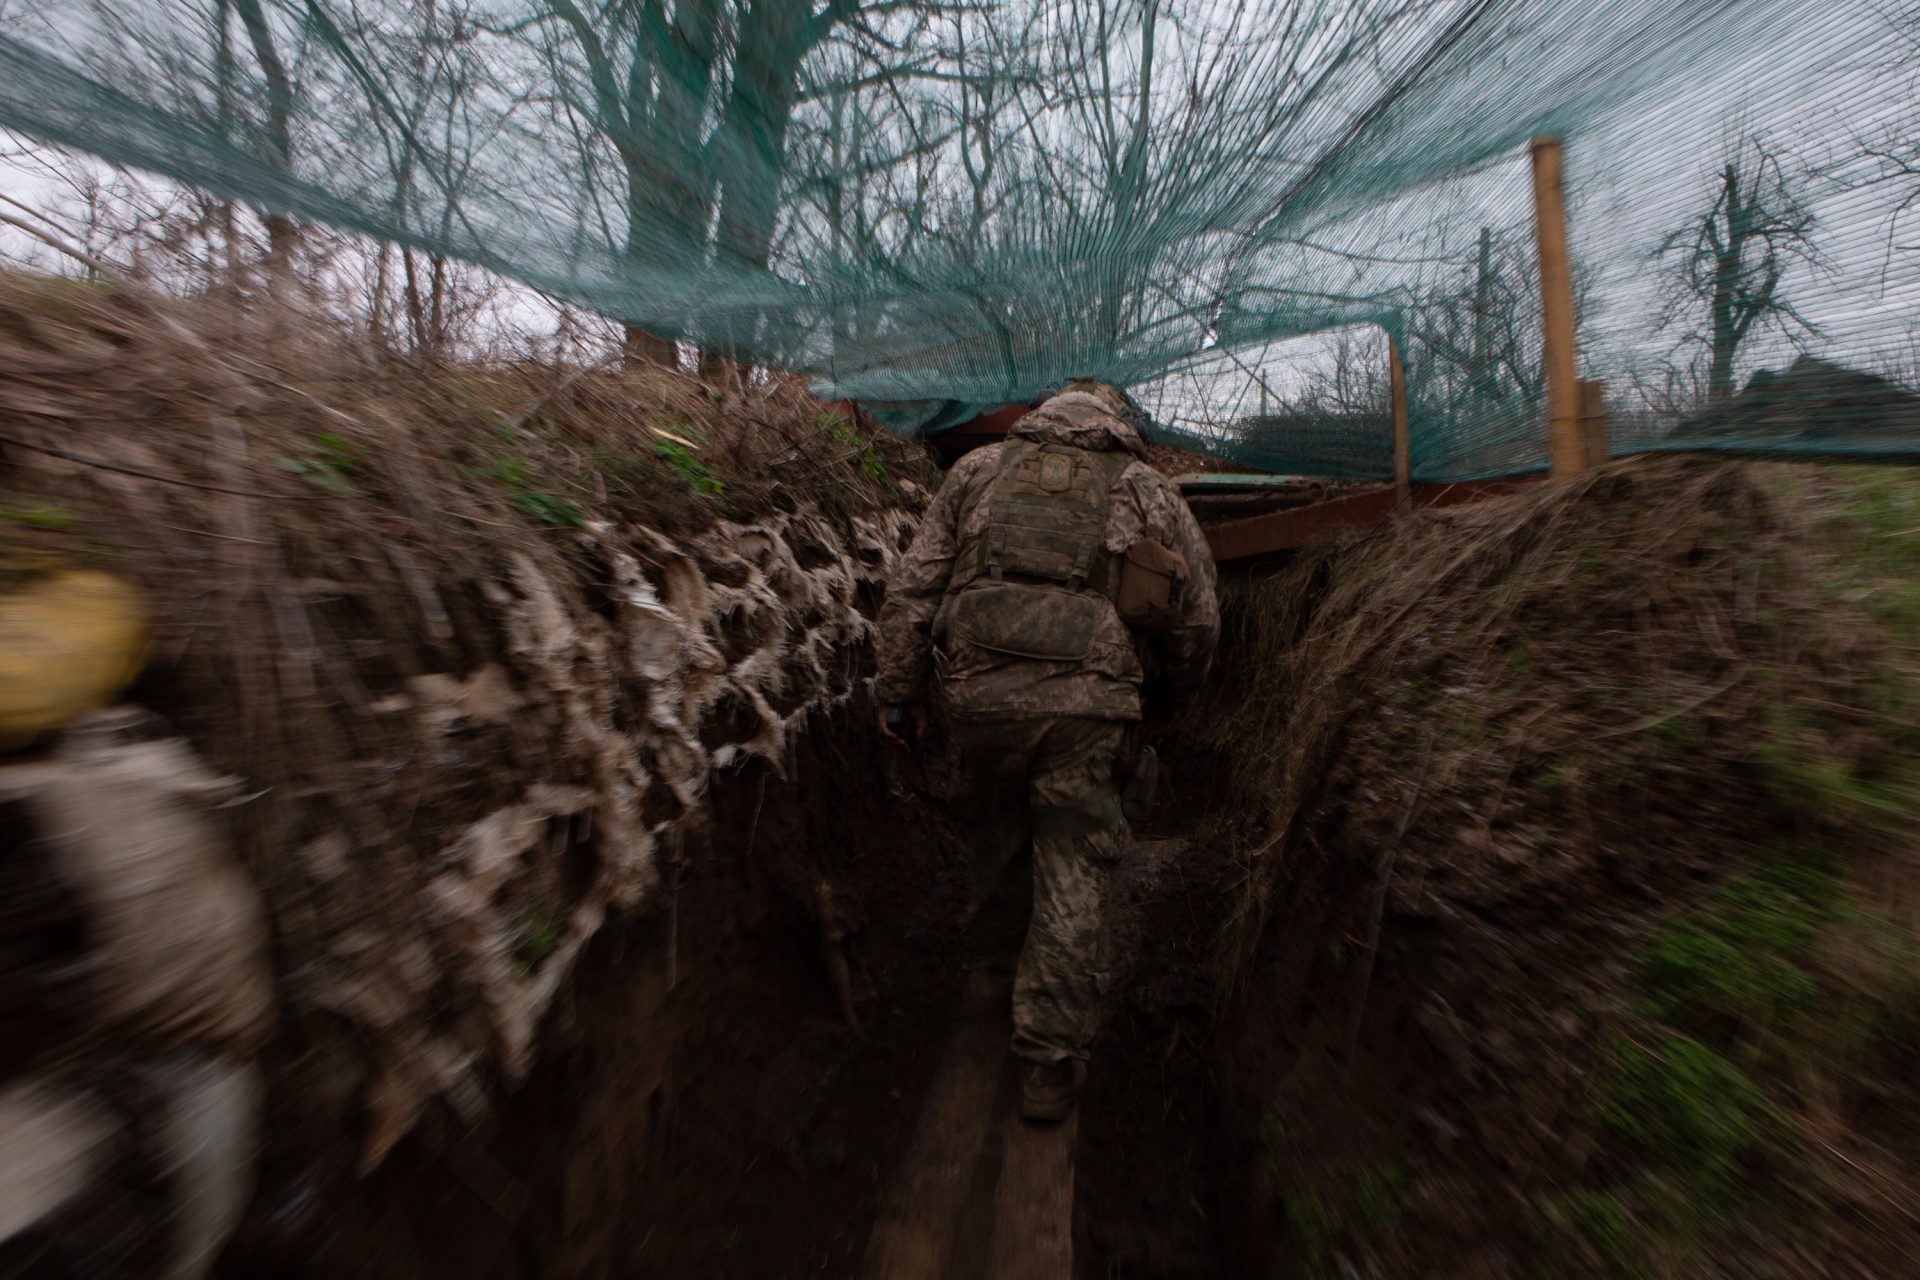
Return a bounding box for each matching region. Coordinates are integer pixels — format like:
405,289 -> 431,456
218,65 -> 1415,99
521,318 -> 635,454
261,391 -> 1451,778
1579,378 -> 1610,467
1530,136 -> 1584,481
1388,335 -> 1412,513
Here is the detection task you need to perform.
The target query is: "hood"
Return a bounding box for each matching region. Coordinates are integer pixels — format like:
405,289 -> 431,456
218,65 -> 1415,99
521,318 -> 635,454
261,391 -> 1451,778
1007,391 -> 1150,458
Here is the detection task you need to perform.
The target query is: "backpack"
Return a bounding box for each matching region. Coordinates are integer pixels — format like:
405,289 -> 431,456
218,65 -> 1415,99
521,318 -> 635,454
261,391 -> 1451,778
945,440 -> 1185,663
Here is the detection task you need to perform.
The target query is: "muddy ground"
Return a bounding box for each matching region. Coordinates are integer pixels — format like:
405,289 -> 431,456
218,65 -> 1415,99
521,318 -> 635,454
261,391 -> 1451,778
217,701 -> 974,1279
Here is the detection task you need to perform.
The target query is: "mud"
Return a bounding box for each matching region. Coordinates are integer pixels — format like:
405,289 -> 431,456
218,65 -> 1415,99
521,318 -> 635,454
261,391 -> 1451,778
216,701 -> 970,1280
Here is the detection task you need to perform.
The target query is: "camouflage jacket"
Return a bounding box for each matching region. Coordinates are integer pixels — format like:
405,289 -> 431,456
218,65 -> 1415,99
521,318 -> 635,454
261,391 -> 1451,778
875,392 -> 1220,722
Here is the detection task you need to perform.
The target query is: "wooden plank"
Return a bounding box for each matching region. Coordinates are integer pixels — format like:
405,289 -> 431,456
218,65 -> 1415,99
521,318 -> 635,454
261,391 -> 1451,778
859,975 -> 1009,1280
981,1108 -> 1077,1280
1530,136 -> 1585,481
1389,336 -> 1412,513
1580,378 -> 1610,467
1204,480 -> 1532,561
947,404 -> 1029,437
1175,474 -> 1312,493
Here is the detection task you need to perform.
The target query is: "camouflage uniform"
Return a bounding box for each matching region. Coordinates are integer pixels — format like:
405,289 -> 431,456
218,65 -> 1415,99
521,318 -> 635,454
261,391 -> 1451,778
876,385 -> 1219,1066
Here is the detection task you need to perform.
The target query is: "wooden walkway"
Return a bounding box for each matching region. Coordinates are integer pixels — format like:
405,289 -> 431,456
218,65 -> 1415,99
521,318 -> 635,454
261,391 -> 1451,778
859,974 -> 1077,1280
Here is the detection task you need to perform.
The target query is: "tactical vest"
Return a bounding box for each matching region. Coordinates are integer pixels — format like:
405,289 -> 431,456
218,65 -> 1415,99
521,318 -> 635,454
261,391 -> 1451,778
945,439 -> 1129,663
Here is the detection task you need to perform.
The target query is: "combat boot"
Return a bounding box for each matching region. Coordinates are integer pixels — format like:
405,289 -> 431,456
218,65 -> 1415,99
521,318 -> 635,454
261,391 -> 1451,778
1020,1058 -> 1086,1123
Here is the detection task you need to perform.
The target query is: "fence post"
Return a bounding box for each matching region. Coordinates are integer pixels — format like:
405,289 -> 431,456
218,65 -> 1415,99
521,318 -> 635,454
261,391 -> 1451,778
1389,335 -> 1412,513
1579,378 -> 1610,467
1530,136 -> 1584,481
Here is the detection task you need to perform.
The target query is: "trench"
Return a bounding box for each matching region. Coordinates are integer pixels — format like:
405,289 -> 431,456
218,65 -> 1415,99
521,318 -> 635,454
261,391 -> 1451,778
203,457 -> 1911,1280
182,694 -> 1267,1280
9,286 -> 1911,1277
203,671 -> 1269,1280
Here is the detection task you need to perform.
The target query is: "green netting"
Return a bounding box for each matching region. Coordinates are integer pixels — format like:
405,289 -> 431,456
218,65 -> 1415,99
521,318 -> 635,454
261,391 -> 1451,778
4,1 -> 1919,479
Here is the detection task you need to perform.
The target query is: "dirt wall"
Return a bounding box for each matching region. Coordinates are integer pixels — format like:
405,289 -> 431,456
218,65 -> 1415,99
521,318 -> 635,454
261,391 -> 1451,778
1078,461 -> 1920,1279
0,272 -> 949,1278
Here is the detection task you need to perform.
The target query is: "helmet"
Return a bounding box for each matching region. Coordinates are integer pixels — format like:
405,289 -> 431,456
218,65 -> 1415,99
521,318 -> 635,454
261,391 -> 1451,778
1060,378 -> 1151,437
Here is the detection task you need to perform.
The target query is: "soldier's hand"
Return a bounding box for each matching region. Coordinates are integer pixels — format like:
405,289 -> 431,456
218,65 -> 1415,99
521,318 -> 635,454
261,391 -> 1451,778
879,704 -> 927,749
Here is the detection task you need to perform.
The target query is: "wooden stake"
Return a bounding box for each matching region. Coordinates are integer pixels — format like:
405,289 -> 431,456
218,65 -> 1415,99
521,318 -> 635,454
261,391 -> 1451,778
1579,378 -> 1610,467
1530,136 -> 1584,480
1388,335 -> 1412,513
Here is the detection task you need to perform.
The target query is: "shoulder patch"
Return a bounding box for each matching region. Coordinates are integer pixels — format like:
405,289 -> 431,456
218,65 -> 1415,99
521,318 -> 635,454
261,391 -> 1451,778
1037,452 -> 1074,493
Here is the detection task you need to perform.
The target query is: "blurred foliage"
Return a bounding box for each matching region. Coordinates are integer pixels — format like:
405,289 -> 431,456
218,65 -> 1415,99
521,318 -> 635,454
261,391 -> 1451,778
652,437 -> 724,498
1638,851 -> 1838,1035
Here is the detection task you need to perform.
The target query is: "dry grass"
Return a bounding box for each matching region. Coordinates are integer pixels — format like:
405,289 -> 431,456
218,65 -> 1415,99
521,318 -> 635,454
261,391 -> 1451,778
1177,458 -> 1906,984
1170,456 -> 1920,1277
0,270 -> 929,856
0,269 -> 938,1166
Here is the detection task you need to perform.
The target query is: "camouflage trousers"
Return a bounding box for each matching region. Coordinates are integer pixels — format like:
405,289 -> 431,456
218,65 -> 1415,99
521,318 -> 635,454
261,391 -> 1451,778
948,716 -> 1130,1066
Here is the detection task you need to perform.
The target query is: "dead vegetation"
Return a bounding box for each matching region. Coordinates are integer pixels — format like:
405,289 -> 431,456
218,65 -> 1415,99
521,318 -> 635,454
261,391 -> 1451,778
1145,458 -> 1920,1277
0,267 -> 937,1270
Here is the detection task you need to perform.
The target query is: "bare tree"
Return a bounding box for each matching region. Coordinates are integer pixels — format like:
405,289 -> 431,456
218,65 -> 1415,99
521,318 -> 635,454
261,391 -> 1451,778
523,0 -> 957,371
1658,135 -> 1820,402
1403,225 -> 1543,419
1828,5 -> 1920,276
229,0 -> 299,291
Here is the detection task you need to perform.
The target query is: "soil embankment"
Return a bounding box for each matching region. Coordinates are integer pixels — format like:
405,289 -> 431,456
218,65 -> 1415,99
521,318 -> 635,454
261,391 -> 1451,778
0,272 -> 976,1279
1080,461 -> 1920,1278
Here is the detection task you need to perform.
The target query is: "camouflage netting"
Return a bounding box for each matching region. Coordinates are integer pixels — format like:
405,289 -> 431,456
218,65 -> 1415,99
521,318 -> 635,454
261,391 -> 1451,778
4,1 -> 1920,478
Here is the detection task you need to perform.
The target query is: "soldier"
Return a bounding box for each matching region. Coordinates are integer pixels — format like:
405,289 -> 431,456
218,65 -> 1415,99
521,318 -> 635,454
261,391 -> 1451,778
875,379 -> 1219,1123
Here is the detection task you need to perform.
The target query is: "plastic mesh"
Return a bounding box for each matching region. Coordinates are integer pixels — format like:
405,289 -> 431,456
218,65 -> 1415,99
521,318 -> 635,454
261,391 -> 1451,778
4,1 -> 1918,478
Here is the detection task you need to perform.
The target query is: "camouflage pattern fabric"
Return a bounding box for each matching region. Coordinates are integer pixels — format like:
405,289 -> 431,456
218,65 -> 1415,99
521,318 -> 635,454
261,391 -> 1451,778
949,716 -> 1129,1065
875,389 -> 1221,722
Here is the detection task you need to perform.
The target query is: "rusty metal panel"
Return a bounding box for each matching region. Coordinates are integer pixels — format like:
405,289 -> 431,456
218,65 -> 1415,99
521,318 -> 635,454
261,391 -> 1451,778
1204,481 -> 1533,561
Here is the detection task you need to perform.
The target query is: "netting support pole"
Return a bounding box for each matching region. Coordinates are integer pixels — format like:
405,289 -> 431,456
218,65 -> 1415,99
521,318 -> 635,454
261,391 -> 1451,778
1530,136 -> 1584,481
1389,336 -> 1412,513
1580,378 -> 1610,467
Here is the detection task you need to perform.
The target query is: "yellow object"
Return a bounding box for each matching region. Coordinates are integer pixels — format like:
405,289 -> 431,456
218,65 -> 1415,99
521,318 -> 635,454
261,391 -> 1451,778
0,568 -> 148,751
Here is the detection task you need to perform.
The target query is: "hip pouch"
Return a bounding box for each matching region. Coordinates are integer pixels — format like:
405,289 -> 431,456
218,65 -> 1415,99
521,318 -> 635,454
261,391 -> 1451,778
1115,539 -> 1187,633
947,583 -> 1106,661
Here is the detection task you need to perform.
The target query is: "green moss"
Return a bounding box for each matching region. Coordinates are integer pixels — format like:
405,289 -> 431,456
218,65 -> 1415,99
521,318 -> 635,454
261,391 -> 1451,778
1596,1036 -> 1785,1229
1649,713 -> 1699,752
653,437 -> 724,496
1,499 -> 79,531
479,451 -> 586,525
1283,1187 -> 1334,1268
511,490 -> 587,525
1536,1187 -> 1644,1271
278,430 -> 369,497
1351,1162 -> 1409,1232
1816,466 -> 1920,647
1530,754 -> 1573,792
1638,852 -> 1836,1036
817,411 -> 891,487
1754,708 -> 1920,832
513,911 -> 563,973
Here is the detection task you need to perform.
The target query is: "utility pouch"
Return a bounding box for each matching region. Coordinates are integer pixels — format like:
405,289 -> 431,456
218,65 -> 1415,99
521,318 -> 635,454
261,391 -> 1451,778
1117,744 -> 1160,822
947,583 -> 1103,661
1115,540 -> 1187,633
